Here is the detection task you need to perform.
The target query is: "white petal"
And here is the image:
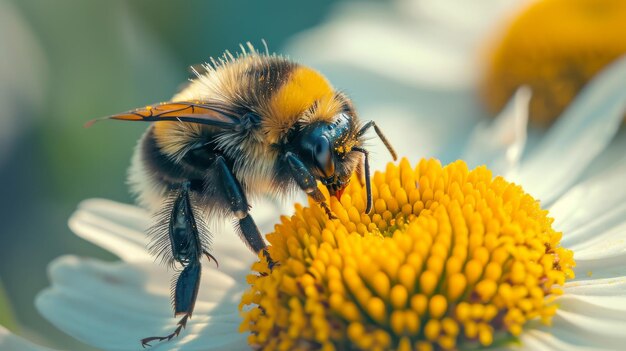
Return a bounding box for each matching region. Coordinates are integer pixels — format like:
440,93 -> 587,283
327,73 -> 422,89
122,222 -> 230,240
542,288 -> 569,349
558,295 -> 626,319
69,199 -> 151,262
506,276 -> 626,351
547,309 -> 626,349
563,194 -> 626,262
567,218 -> 626,261
518,280 -> 626,349
515,304 -> 626,350
69,198 -> 280,262
565,275 -> 626,295
508,56 -> 626,204
550,156 -> 626,239
518,329 -> 611,351
575,128 -> 626,184
36,256 -> 251,351
560,198 -> 626,254
463,86 -> 530,174
0,326 -> 56,351
571,254 -> 626,282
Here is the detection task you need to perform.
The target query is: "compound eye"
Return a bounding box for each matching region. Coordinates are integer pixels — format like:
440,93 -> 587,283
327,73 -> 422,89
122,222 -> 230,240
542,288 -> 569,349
314,136 -> 334,177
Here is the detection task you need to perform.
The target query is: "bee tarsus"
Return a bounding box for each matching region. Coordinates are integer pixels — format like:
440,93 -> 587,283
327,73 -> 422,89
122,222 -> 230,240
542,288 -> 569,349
140,313 -> 190,348
262,249 -> 278,271
320,202 -> 337,220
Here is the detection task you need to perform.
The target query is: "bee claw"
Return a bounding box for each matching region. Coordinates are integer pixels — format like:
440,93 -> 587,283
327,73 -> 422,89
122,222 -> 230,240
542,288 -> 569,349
140,314 -> 189,347
262,249 -> 279,271
203,250 -> 219,268
140,337 -> 156,348
320,202 -> 337,219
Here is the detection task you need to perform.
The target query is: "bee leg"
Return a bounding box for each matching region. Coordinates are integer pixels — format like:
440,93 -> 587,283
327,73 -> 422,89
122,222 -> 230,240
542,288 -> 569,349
141,262 -> 201,347
141,183 -> 205,347
285,152 -> 336,219
213,157 -> 277,269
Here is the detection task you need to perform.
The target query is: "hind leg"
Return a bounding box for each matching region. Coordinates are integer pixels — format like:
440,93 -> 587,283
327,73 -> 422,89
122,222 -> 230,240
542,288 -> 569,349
141,184 -> 204,347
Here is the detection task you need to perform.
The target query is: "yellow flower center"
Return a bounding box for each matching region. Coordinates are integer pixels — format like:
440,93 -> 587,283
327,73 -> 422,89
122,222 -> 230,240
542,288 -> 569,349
481,0 -> 626,125
240,159 -> 575,350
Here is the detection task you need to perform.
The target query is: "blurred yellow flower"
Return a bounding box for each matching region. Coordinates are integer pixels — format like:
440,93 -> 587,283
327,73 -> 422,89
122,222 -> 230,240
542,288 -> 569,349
481,0 -> 626,125
241,159 -> 575,350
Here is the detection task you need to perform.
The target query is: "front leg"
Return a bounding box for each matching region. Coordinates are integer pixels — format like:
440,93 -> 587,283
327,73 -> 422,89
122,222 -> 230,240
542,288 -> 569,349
284,152 -> 335,219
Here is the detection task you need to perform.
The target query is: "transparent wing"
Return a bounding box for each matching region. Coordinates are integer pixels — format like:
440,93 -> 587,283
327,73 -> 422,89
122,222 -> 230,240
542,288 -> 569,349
86,101 -> 241,129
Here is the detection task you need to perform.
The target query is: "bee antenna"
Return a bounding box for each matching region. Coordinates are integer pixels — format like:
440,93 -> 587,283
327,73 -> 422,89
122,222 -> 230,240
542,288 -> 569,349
84,117 -> 107,128
358,121 -> 397,161
352,147 -> 372,214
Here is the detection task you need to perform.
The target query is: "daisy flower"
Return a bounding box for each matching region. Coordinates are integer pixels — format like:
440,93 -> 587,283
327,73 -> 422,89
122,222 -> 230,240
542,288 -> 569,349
26,44 -> 626,351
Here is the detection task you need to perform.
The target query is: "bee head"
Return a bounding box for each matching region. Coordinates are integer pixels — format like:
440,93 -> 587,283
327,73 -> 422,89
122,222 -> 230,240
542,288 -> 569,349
291,113 -> 360,199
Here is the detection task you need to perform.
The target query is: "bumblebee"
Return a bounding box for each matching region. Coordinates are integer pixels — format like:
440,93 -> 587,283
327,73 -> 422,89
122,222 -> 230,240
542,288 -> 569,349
90,44 -> 396,346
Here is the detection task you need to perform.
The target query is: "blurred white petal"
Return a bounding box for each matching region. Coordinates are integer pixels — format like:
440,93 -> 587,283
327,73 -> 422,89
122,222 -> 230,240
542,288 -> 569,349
69,199 -> 151,262
288,0 -> 525,89
463,86 -> 530,174
0,326 -> 55,351
288,8 -> 473,89
400,0 -> 525,35
509,56 -> 626,204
